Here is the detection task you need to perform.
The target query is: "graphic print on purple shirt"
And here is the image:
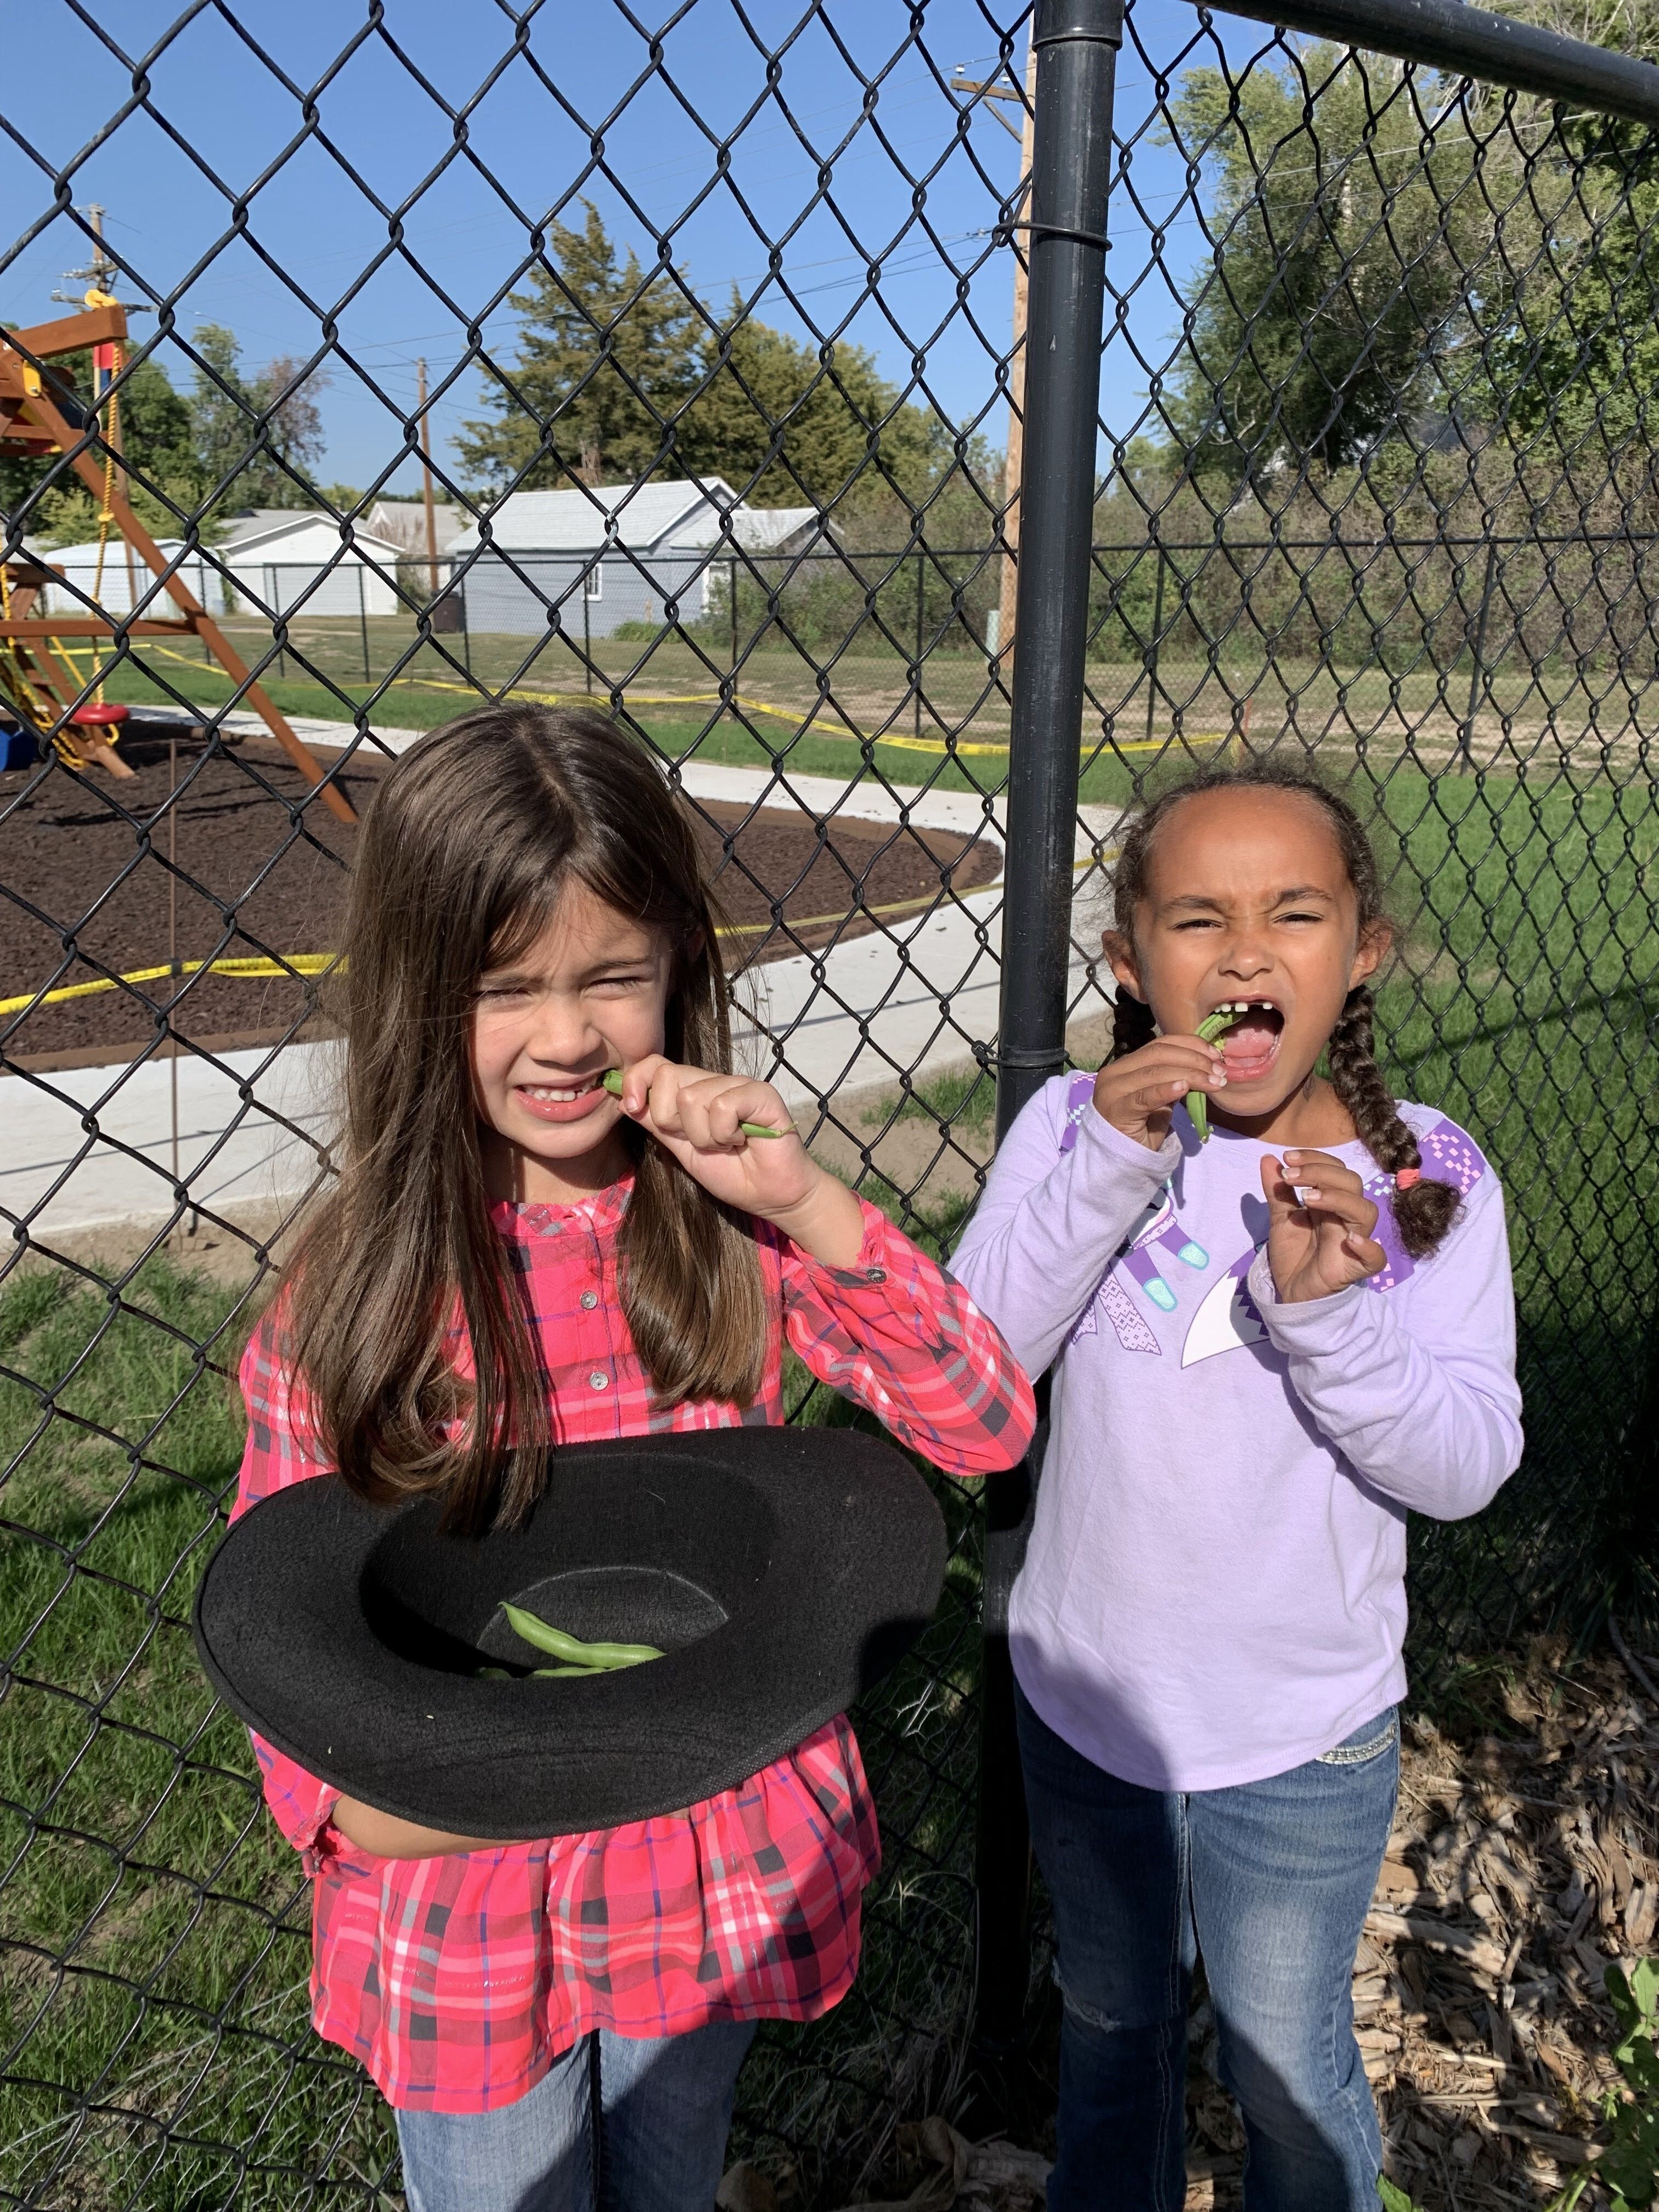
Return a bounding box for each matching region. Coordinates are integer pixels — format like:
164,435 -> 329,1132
1181,1245 -> 1265,1367
1062,1082 -> 1209,1348
1058,1074 -> 1488,1360
1355,1120 -> 1487,1290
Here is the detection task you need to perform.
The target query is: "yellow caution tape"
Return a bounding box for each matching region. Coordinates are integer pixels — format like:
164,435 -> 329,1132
8,828 -> 1121,1018
396,674 -> 1198,758
7,886 -> 957,1008
2,953 -> 336,1018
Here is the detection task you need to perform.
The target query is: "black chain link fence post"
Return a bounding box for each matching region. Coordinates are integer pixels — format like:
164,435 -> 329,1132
973,0 -> 1122,2080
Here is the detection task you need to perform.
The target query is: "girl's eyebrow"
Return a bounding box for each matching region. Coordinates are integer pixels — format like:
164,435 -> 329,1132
582,946 -> 658,974
1161,884 -> 1336,911
478,945 -> 658,987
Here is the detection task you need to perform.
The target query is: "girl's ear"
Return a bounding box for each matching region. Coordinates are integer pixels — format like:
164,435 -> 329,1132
1102,928 -> 1146,1000
1350,920 -> 1392,992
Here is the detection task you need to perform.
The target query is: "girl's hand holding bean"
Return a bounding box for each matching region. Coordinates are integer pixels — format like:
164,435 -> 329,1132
1260,1149 -> 1386,1303
614,1054 -> 866,1266
1092,1034 -> 1228,1152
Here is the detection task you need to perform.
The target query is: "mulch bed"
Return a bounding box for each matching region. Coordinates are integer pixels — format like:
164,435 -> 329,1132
731,1635 -> 1659,2212
1182,1634 -> 1659,2212
1,729 -> 998,1068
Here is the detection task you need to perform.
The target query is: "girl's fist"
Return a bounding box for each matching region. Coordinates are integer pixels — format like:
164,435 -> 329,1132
1260,1149 -> 1386,1303
1092,1036 -> 1228,1152
613,1056 -> 864,1265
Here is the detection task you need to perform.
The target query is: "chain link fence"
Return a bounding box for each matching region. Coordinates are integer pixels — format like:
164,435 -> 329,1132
3,0 -> 1658,2203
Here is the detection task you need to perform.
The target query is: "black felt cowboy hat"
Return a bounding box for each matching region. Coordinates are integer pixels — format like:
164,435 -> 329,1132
193,1426 -> 946,1838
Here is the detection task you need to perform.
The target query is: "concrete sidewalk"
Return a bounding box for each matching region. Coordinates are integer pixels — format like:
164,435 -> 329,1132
4,742 -> 1119,1241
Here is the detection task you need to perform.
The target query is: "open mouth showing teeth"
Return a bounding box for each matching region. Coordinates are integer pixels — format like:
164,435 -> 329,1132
522,1079 -> 601,1103
1210,998 -> 1285,1075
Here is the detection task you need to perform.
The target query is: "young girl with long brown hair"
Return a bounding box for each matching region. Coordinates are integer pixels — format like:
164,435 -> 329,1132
231,705 -> 1034,2212
953,765 -> 1522,2212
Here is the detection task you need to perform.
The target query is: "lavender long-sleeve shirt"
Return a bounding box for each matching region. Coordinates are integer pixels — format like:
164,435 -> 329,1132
951,1077 -> 1523,1791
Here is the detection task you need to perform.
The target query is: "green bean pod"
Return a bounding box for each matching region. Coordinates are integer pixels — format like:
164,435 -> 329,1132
600,1068 -> 783,1141
1186,1007 -> 1245,1143
501,1602 -> 663,1669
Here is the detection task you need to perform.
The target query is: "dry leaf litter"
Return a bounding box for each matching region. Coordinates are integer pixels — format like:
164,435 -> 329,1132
719,1632 -> 1658,2212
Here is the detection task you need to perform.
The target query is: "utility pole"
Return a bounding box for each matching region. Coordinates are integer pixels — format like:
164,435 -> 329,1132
955,44 -> 1037,676
416,357 -> 441,600
55,203 -> 117,307
57,204 -> 149,608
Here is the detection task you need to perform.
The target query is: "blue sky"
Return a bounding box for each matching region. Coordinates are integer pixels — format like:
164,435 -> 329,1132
0,0 -> 1293,501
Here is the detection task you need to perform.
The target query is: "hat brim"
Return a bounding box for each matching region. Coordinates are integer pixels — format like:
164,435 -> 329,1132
193,1426 -> 947,1838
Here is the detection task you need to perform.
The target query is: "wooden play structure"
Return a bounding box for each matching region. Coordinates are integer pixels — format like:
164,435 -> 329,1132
0,301 -> 353,822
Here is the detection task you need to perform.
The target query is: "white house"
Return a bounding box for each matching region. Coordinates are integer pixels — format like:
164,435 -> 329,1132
364,498 -> 469,560
218,509 -> 407,618
32,539 -> 218,619
447,482 -> 821,638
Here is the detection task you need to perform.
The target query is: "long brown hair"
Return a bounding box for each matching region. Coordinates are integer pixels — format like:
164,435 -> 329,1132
1107,764 -> 1461,1259
283,704 -> 768,1532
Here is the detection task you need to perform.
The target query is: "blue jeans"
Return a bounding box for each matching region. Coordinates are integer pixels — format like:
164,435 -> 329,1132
1016,1684 -> 1398,2212
395,2019 -> 757,2212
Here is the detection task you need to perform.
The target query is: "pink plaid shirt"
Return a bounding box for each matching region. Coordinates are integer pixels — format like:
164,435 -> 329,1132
233,1184 -> 1033,2112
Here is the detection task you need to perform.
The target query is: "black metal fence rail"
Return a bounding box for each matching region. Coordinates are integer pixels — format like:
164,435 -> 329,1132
3,0 -> 1658,2203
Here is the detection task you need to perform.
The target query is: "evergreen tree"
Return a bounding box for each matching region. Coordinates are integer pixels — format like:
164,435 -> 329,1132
459,208 -> 945,506
682,290 -> 939,505
456,204 -> 703,489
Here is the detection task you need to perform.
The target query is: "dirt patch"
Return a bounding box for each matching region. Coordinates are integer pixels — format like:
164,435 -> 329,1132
0,734 -> 998,1066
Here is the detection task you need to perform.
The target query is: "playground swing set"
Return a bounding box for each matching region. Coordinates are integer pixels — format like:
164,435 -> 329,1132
0,298 -> 353,823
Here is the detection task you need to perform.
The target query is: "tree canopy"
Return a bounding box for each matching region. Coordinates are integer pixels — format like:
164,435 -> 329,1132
185,323 -> 331,512
1159,52 -> 1484,487
1,320 -> 334,544
457,202 -> 943,506
1484,122 -> 1659,455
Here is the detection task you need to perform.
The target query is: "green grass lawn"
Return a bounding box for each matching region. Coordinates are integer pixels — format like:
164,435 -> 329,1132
95,645 -> 1025,806
0,1257 -> 397,2210
89,634 -> 1659,840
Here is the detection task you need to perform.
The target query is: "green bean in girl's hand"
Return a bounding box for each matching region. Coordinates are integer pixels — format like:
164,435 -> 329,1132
601,1068 -> 783,1139
1187,1005 -> 1247,1142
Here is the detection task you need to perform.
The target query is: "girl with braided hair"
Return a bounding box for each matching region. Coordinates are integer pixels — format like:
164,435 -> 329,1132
953,765 -> 1521,2212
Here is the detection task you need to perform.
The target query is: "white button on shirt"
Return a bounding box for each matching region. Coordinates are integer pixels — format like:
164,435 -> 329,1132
589,1371 -> 609,1391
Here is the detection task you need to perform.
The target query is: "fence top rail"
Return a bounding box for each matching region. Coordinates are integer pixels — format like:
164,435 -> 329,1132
1215,0 -> 1659,126
177,531 -> 1659,566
